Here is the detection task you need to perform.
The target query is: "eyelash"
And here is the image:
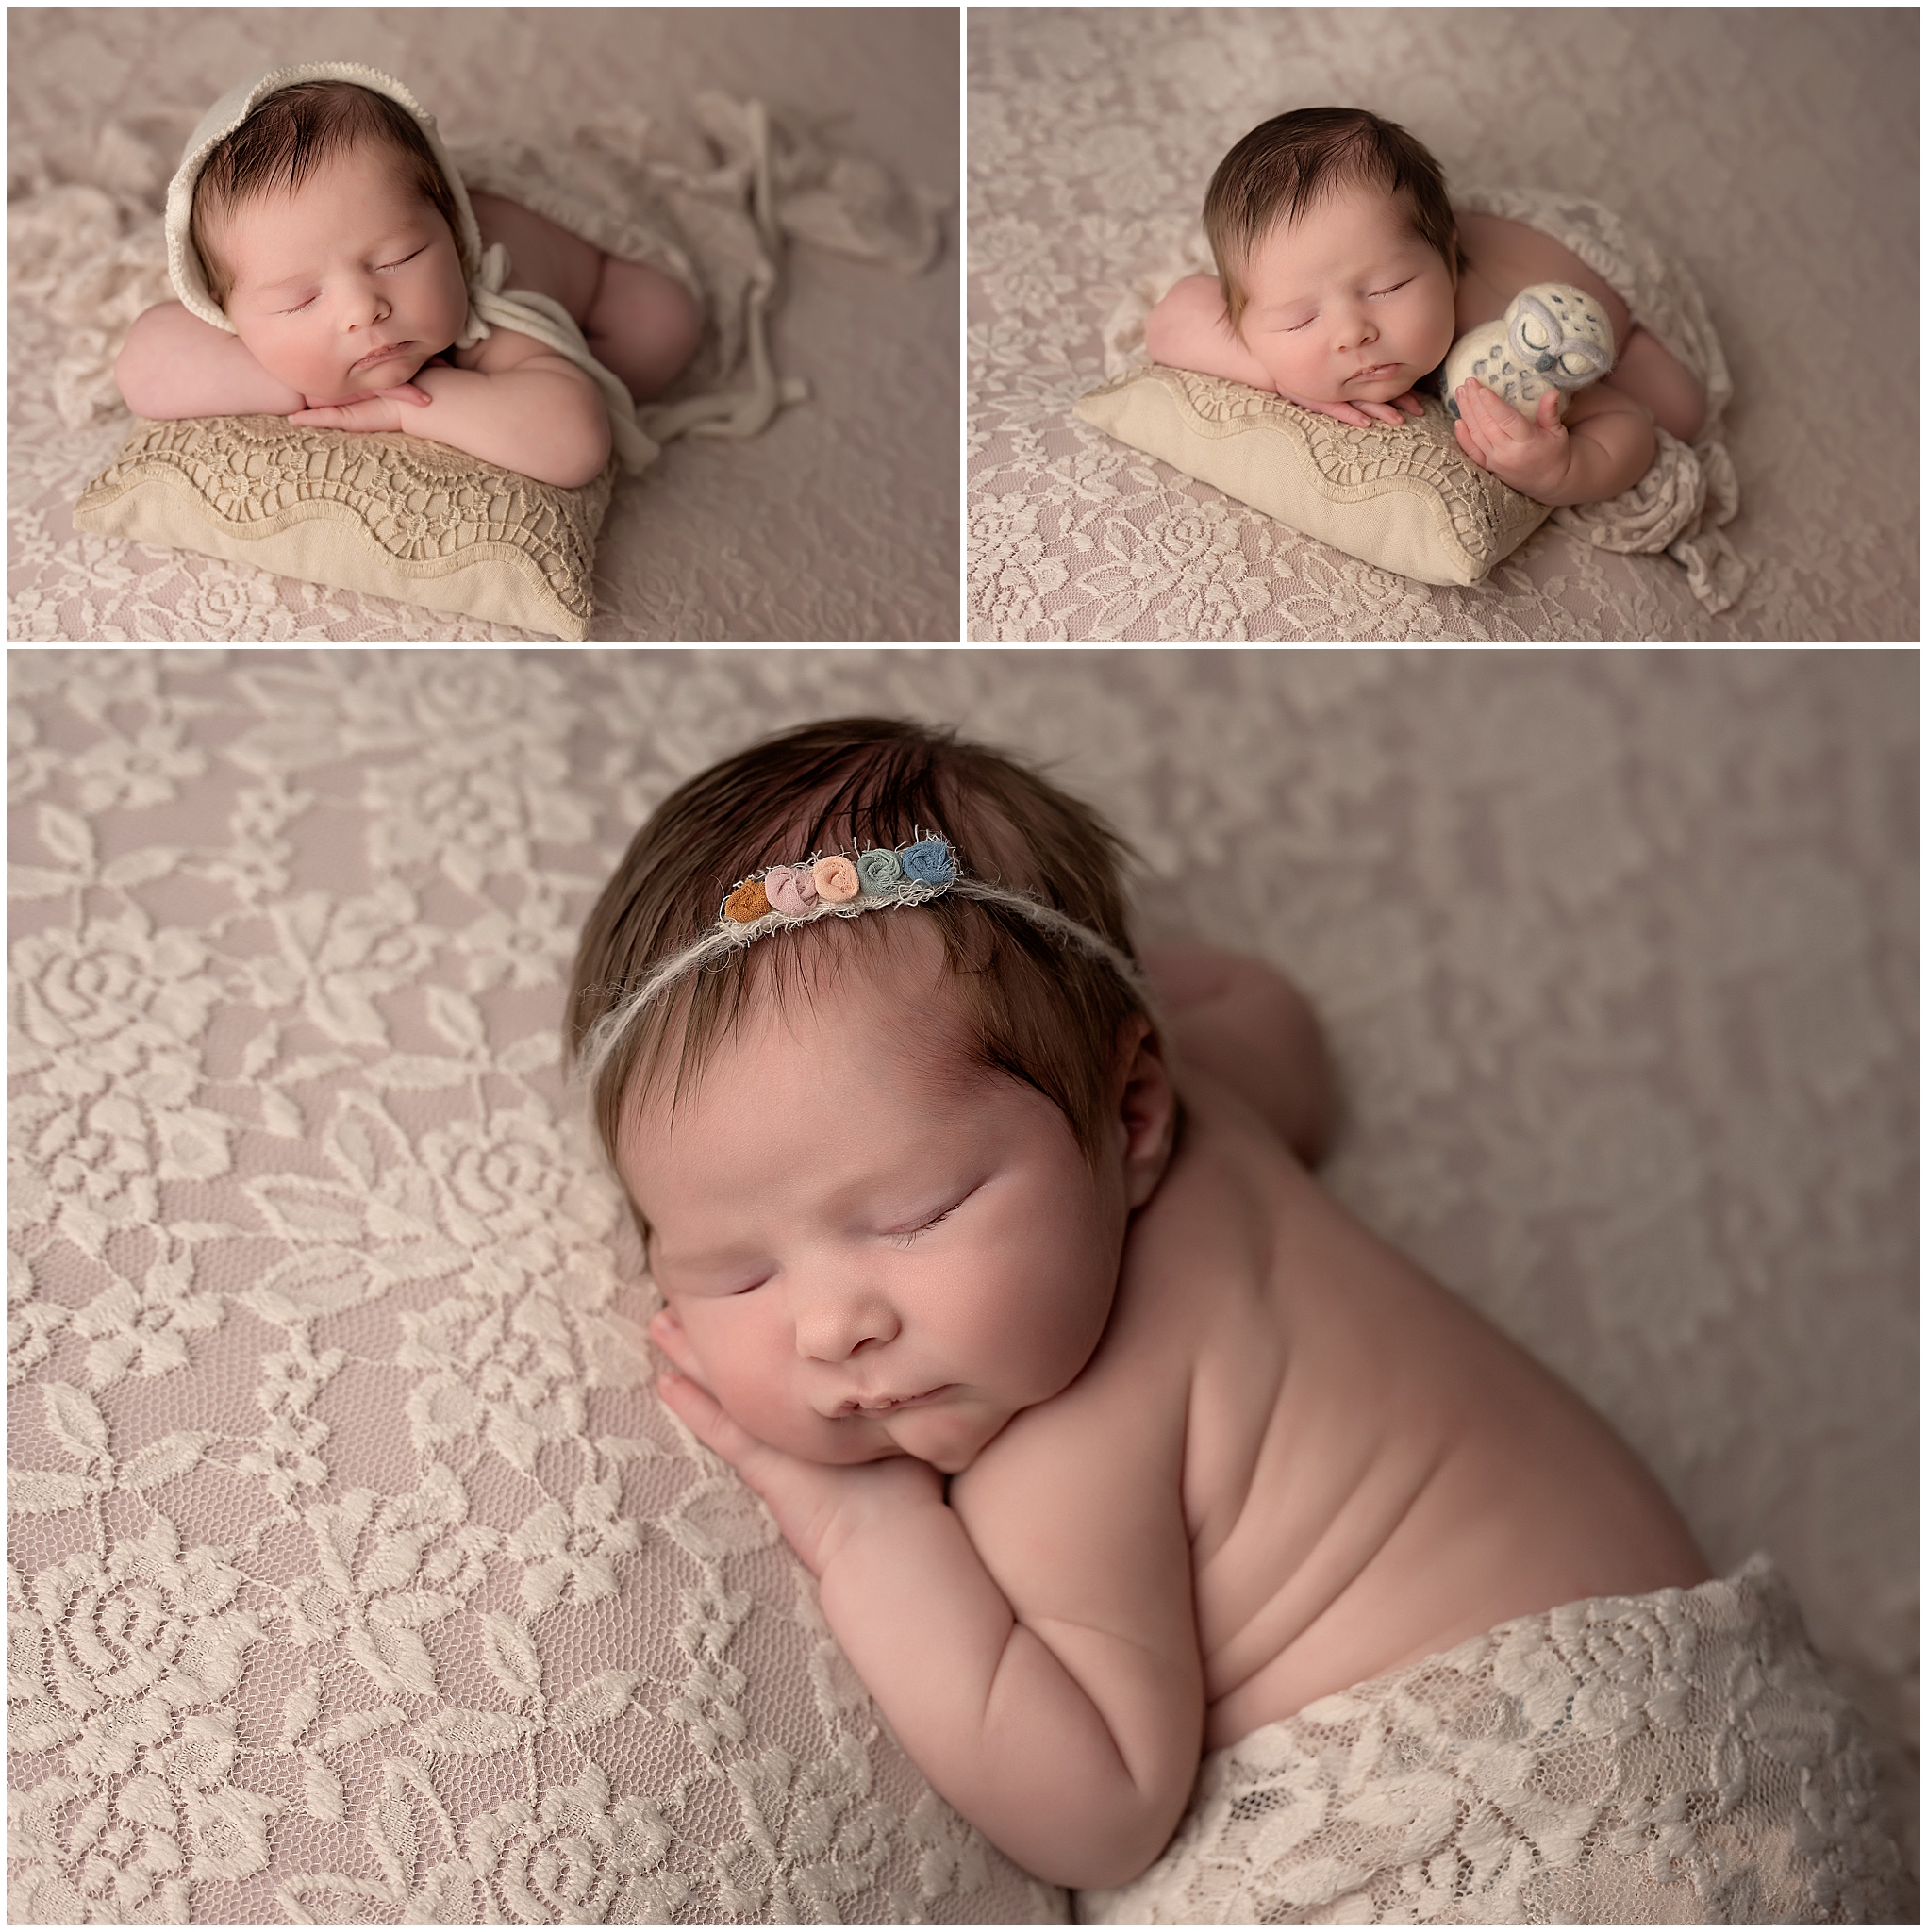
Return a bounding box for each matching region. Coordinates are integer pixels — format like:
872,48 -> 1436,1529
888,1205 -> 957,1249
283,246 -> 426,312
1286,278 -> 1414,330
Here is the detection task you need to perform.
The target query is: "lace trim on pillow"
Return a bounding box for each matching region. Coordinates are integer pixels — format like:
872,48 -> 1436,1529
1084,364 -> 1547,561
75,416 -> 614,622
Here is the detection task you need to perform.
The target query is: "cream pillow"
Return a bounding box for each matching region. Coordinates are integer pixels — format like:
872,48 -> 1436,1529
74,415 -> 616,640
1074,365 -> 1552,587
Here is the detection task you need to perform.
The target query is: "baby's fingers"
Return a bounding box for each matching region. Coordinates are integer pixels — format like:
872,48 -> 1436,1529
657,1366 -> 762,1471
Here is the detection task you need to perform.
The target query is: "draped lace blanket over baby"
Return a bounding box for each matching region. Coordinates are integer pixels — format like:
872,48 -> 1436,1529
1076,1559 -> 1902,1925
1101,185 -> 1745,614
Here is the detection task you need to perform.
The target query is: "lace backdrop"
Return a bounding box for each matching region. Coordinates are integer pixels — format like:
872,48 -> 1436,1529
8,650 -> 1918,1920
968,8 -> 1920,641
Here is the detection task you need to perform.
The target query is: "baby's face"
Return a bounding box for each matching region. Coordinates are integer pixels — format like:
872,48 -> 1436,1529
1236,177 -> 1458,408
215,141 -> 469,405
620,929 -> 1134,1476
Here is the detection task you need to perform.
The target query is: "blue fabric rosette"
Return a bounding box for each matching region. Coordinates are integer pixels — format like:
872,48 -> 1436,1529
856,847 -> 904,895
899,839 -> 955,886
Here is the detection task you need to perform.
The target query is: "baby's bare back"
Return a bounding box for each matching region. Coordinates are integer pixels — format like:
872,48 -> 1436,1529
1160,1090 -> 1706,1749
959,997 -> 1709,1757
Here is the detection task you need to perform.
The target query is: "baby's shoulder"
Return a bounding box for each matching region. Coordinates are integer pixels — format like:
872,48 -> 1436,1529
958,1085 -> 1294,1519
1454,209 -> 1631,353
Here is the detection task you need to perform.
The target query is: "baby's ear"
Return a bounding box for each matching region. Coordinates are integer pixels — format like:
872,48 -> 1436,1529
1115,1016 -> 1178,1209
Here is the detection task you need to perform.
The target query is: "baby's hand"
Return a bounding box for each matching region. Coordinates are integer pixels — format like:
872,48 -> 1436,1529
1284,387 -> 1425,429
287,382 -> 431,433
1452,382 -> 1571,500
650,1309 -> 941,1576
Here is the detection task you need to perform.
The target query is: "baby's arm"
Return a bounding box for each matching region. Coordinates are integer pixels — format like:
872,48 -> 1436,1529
291,327 -> 610,490
653,1318 -> 1202,1889
1146,274 -> 1281,391
115,301 -> 307,418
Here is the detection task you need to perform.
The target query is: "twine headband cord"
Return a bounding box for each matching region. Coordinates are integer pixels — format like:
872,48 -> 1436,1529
573,833 -> 1157,1103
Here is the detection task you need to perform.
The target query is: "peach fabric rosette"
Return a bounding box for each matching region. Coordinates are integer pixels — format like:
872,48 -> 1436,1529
813,856 -> 861,904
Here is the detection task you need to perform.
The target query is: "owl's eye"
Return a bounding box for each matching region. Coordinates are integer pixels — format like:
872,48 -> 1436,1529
1559,349 -> 1594,375
1518,314 -> 1551,351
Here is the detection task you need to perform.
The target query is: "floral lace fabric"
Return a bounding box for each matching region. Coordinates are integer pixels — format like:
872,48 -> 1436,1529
7,652 -> 1064,1924
1078,1559 -> 1904,1924
8,650 -> 1915,1923
967,8 -> 1919,641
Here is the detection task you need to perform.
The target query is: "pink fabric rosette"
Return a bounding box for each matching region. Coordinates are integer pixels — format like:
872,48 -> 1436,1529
764,865 -> 819,917
812,855 -> 861,904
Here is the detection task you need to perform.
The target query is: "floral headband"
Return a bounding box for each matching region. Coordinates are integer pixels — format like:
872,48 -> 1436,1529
573,833 -> 1154,1096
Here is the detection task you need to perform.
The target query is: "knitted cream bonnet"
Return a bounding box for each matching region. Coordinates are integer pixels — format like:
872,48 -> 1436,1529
163,62 -> 656,472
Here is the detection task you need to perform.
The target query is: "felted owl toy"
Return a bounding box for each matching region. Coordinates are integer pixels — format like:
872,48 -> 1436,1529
1441,281 -> 1615,424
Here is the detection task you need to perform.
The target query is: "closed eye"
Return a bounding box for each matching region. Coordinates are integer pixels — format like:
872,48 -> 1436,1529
280,247 -> 427,312
1283,278 -> 1414,330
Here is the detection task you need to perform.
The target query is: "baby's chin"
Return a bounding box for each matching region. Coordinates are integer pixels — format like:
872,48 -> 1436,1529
334,342 -> 441,397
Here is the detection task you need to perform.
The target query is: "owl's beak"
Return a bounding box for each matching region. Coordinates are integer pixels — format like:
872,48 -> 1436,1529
1535,353 -> 1556,374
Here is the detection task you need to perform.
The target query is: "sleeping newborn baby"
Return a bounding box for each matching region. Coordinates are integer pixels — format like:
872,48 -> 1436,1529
1146,106 -> 1708,508
115,69 -> 702,489
570,718 -> 1899,1922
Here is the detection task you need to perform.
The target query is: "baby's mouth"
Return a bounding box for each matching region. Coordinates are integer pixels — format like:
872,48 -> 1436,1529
351,341 -> 414,373
837,1385 -> 952,1417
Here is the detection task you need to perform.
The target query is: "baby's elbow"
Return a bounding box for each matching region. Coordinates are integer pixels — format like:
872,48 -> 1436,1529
1667,383 -> 1706,447
576,410 -> 614,487
1143,298 -> 1177,368
113,317 -> 167,419
1027,1769 -> 1195,1890
539,399 -> 611,491
1143,278 -> 1208,368
1045,1815 -> 1182,1892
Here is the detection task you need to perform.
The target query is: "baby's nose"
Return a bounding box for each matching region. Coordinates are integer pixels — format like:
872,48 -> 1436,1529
792,1288 -> 899,1361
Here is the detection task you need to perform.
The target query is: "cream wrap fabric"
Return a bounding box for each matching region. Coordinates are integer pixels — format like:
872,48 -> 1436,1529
1078,1559 -> 1904,1926
1101,187 -> 1745,615
164,64 -> 661,475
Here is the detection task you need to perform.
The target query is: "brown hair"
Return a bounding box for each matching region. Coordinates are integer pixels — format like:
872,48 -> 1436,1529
190,80 -> 463,311
567,718 -> 1152,1178
1204,106 -> 1467,334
